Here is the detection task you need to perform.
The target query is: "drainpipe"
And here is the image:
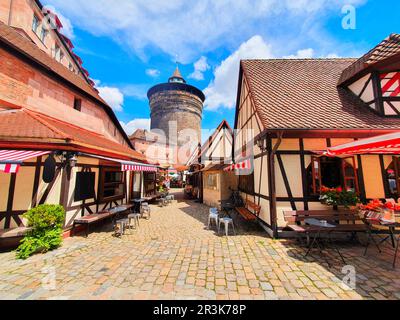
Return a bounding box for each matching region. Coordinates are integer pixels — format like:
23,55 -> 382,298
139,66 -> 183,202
269,131 -> 283,238
8,0 -> 14,26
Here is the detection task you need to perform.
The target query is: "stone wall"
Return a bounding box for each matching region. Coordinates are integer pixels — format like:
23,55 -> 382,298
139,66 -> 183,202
149,90 -> 203,146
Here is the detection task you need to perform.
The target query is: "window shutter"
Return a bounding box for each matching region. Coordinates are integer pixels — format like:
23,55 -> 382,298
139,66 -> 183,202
341,156 -> 359,193
311,156 -> 321,194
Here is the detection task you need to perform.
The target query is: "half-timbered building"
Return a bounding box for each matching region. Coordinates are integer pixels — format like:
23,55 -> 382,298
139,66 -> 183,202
186,120 -> 236,207
0,4 -> 156,241
233,34 -> 400,237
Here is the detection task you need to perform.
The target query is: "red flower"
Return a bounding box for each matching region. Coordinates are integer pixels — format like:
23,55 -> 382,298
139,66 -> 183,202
336,187 -> 343,193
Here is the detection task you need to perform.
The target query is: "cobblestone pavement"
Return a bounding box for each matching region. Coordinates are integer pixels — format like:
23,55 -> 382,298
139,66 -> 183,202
0,189 -> 400,300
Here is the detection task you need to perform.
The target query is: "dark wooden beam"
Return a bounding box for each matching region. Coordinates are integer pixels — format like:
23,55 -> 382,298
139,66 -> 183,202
31,156 -> 42,208
276,154 -> 296,210
379,155 -> 390,198
357,155 -> 367,202
299,139 -> 309,210
5,173 -> 17,228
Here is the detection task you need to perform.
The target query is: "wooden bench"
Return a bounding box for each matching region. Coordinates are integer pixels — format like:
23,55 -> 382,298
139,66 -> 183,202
73,205 -> 133,237
0,227 -> 32,249
235,200 -> 261,221
283,210 -> 367,242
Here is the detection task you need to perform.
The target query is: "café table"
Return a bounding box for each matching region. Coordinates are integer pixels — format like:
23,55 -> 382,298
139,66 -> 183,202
304,218 -> 346,267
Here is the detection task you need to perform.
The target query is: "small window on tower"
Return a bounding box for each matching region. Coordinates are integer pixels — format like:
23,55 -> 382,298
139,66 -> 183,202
74,98 -> 82,111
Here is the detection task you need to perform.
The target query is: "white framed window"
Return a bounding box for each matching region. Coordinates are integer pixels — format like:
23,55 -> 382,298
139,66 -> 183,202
40,27 -> 48,43
32,15 -> 40,33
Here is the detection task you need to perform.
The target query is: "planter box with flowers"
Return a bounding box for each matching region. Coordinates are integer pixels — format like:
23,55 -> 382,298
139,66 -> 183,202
358,199 -> 399,225
319,186 -> 359,210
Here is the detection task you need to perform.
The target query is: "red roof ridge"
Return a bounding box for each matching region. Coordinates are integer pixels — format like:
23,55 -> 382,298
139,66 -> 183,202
241,58 -> 357,62
23,109 -> 70,140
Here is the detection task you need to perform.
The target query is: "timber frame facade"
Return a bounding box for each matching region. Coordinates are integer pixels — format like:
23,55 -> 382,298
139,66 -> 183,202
234,53 -> 400,238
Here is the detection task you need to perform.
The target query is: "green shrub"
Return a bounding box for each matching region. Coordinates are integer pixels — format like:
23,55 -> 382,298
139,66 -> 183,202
16,204 -> 65,260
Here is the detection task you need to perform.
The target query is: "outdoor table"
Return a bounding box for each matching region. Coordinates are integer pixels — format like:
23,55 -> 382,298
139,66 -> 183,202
304,218 -> 346,267
109,204 -> 134,224
365,221 -> 400,268
131,198 -> 146,213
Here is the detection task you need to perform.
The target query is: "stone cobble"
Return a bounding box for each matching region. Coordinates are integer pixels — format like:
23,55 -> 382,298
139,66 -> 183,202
0,189 -> 399,300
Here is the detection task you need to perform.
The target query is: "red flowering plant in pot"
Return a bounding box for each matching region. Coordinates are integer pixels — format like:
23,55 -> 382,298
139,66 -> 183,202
358,199 -> 399,225
319,186 -> 359,210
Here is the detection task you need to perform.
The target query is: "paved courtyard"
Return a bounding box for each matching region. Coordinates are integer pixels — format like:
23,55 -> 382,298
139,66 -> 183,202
0,189 -> 400,300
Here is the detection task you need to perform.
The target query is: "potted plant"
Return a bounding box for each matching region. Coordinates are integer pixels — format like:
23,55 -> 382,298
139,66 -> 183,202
16,204 -> 65,259
358,199 -> 399,225
319,186 -> 359,210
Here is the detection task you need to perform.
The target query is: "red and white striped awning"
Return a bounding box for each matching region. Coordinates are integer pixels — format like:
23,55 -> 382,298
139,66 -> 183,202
320,132 -> 400,156
223,159 -> 252,172
81,153 -> 157,172
121,164 -> 157,172
0,150 -> 50,174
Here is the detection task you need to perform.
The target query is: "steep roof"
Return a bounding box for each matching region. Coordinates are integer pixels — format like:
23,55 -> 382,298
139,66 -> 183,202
339,34 -> 400,85
0,21 -> 132,147
0,107 -> 146,161
240,59 -> 400,131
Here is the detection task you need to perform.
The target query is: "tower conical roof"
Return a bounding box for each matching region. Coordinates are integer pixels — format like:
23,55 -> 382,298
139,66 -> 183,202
168,66 -> 186,83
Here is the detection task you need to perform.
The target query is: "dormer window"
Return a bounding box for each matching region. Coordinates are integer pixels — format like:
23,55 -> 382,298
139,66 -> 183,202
32,15 -> 40,33
339,34 -> 400,117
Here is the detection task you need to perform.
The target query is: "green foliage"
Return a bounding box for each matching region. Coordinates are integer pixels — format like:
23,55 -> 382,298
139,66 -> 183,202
16,204 -> 64,260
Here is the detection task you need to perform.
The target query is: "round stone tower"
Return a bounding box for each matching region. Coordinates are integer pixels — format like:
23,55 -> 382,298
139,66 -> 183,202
147,67 -> 205,146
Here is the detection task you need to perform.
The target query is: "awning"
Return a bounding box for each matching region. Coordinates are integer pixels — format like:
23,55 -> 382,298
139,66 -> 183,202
223,159 -> 252,172
0,150 -> 50,174
322,132 -> 400,156
81,153 -> 157,172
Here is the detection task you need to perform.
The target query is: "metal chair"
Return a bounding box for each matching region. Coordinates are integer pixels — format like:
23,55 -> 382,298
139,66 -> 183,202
115,218 -> 129,237
208,208 -> 220,230
141,202 -> 151,219
219,217 -> 236,236
128,213 -> 141,229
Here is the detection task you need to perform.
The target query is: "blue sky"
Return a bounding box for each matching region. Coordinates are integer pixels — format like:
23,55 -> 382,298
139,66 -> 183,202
45,0 -> 399,139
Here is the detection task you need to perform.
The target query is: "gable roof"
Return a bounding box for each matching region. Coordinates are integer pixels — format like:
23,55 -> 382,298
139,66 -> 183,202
0,107 -> 146,161
0,21 -> 133,147
186,120 -> 233,166
339,34 -> 400,85
240,59 -> 400,131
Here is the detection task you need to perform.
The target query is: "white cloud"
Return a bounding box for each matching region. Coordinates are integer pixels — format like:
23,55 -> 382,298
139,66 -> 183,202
146,69 -> 161,78
97,86 -> 124,112
283,48 -> 314,59
44,0 -> 366,63
43,5 -> 74,39
204,35 -> 274,111
120,119 -> 151,135
189,56 -> 210,81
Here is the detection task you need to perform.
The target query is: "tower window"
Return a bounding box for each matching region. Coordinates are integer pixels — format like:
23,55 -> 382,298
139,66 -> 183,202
74,98 -> 82,111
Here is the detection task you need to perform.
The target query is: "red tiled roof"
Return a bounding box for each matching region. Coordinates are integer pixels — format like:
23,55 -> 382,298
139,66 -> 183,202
339,34 -> 400,85
241,59 -> 400,130
0,21 -> 132,147
0,108 -> 146,161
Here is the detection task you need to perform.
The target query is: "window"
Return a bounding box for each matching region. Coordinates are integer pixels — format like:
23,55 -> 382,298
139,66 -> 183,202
307,156 -> 359,195
74,98 -> 82,111
32,15 -> 40,33
131,172 -> 142,200
239,172 -> 255,194
143,172 -> 156,196
386,157 -> 400,198
99,167 -> 125,201
74,171 -> 95,201
205,173 -> 219,190
40,27 -> 48,43
54,44 -> 63,62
